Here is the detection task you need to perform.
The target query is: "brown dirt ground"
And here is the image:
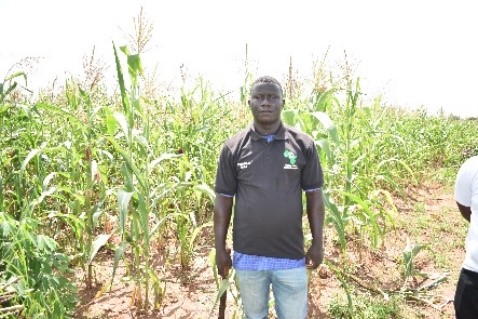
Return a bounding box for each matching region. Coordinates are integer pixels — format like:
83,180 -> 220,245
74,184 -> 466,319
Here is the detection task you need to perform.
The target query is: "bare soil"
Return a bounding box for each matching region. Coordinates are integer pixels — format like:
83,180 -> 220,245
74,184 -> 465,319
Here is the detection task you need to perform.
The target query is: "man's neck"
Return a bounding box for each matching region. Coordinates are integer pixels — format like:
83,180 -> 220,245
254,121 -> 281,135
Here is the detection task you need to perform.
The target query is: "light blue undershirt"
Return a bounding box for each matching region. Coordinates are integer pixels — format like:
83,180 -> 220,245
233,251 -> 306,270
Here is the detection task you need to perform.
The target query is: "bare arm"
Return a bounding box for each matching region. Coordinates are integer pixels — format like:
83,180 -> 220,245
214,194 -> 233,277
305,188 -> 325,269
457,201 -> 471,222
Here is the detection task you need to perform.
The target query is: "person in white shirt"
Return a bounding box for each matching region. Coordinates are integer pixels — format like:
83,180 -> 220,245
454,155 -> 478,318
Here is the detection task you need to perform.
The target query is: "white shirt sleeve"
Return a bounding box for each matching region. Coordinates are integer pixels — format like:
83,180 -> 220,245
455,156 -> 478,207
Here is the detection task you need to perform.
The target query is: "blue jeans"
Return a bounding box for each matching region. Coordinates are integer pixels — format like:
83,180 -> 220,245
235,267 -> 308,319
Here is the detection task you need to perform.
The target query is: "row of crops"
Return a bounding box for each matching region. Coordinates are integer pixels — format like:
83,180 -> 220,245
1,45 -> 477,318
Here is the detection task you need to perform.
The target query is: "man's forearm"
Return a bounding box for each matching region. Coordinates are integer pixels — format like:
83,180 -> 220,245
214,195 -> 233,250
306,189 -> 325,246
214,217 -> 229,250
309,214 -> 324,247
457,202 -> 471,222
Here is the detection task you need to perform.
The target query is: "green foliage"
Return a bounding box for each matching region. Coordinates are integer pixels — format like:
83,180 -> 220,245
0,212 -> 77,318
109,42 -> 163,310
208,249 -> 241,319
400,239 -> 430,287
0,71 -> 27,104
328,293 -> 402,319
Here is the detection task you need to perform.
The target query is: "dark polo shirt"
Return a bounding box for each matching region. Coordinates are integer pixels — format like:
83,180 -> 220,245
215,123 -> 323,259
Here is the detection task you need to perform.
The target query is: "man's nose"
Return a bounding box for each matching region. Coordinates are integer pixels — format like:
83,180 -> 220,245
261,96 -> 272,106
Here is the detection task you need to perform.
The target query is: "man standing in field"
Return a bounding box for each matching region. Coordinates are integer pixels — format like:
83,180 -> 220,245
213,75 -> 325,319
454,155 -> 478,318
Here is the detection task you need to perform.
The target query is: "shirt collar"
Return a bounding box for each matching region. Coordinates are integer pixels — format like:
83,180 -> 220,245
249,123 -> 287,141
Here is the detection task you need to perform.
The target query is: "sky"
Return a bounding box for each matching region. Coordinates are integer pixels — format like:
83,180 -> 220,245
1,0 -> 477,118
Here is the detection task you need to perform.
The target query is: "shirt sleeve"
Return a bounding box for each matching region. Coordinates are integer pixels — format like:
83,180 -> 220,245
455,158 -> 476,207
301,140 -> 324,191
214,144 -> 237,196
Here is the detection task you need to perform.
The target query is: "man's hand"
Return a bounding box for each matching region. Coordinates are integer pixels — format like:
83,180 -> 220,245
216,248 -> 232,278
305,243 -> 323,269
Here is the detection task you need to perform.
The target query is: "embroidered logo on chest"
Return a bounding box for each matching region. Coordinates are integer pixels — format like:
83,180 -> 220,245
283,149 -> 298,169
237,161 -> 252,169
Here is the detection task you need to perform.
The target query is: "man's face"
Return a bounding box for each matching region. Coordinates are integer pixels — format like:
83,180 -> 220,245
248,82 -> 284,126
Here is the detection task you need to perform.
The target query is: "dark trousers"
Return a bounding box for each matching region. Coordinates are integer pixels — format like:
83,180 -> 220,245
455,268 -> 478,319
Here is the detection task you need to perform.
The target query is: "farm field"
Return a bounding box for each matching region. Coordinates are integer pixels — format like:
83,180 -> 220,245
75,183 -> 466,319
1,45 -> 477,319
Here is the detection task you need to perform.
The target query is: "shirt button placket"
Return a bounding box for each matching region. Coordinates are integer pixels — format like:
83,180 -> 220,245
265,144 -> 271,160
